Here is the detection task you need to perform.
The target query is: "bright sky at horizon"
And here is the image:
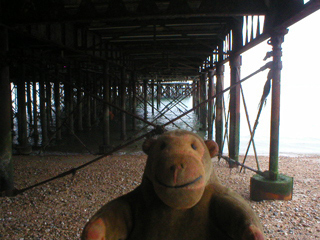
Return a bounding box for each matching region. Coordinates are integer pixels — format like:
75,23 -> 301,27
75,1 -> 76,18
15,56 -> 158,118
226,9 -> 320,155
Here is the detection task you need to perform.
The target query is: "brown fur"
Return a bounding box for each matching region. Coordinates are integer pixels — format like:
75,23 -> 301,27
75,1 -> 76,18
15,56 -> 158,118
82,130 -> 265,240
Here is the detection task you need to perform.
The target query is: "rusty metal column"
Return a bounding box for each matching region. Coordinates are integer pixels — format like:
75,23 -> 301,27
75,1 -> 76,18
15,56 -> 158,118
151,79 -> 155,115
196,80 -> 201,117
54,72 -> 62,140
46,79 -> 52,129
32,80 -> 39,144
200,72 -> 207,130
215,63 -> 224,154
228,18 -> 242,165
269,31 -> 287,180
103,62 -> 110,146
120,67 -> 127,140
92,78 -> 98,125
39,70 -> 48,146
74,64 -> 82,132
157,80 -> 161,109
207,69 -> 215,140
85,72 -> 92,129
26,80 -> 32,132
229,55 -> 241,164
17,67 -> 29,149
192,80 -> 196,108
143,79 -> 148,120
250,30 -> 293,201
0,26 -> 14,196
131,71 -> 137,131
66,66 -> 74,134
77,88 -> 83,131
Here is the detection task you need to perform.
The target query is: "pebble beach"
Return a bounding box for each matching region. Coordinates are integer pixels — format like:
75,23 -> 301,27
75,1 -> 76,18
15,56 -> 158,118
0,152 -> 319,239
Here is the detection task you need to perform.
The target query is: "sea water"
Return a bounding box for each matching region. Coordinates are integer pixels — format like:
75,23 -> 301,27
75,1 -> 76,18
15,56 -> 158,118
142,95 -> 320,156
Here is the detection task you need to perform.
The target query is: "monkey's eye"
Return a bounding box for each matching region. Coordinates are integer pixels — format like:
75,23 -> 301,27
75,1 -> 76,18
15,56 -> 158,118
191,143 -> 197,150
160,142 -> 166,150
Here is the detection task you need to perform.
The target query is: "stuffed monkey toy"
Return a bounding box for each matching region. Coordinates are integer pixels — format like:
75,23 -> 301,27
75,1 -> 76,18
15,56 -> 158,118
82,129 -> 265,240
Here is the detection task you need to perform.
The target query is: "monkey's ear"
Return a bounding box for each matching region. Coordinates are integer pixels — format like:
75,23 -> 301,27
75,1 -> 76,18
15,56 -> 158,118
204,140 -> 219,158
142,138 -> 157,155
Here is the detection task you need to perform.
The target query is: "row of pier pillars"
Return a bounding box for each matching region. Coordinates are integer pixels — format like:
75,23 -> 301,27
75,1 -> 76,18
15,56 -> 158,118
10,70 -> 197,150
1,25 -> 292,201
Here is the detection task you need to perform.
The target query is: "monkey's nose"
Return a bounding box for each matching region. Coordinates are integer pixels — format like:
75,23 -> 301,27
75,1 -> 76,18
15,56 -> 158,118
170,163 -> 185,184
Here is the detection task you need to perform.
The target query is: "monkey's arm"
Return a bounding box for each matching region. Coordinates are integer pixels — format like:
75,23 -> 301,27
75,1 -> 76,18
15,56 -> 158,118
81,197 -> 132,240
210,187 -> 265,240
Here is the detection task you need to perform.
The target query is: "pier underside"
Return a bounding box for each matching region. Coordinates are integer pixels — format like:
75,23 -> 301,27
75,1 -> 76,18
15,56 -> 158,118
0,0 -> 319,198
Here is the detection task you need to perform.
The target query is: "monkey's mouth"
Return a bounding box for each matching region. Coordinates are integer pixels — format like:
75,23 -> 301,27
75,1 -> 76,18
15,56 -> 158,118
156,175 -> 203,189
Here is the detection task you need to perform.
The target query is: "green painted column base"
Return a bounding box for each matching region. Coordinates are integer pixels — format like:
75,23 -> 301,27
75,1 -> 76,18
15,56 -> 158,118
250,174 -> 293,201
15,145 -> 32,155
99,145 -> 113,154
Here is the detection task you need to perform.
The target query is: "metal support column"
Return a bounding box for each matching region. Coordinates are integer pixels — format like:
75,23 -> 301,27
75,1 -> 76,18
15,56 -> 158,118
120,68 -> 127,140
131,71 -> 137,131
192,80 -> 197,109
17,73 -> 29,148
85,72 -> 92,129
157,80 -> 161,109
215,63 -> 224,154
32,80 -> 39,144
250,29 -> 293,201
269,31 -> 287,180
77,88 -> 83,131
54,79 -> 62,140
229,54 -> 241,165
92,78 -> 98,125
103,62 -> 110,146
66,67 -> 74,134
26,80 -> 32,133
196,80 -> 201,117
46,79 -> 52,129
208,69 -> 215,140
0,26 -> 14,196
39,71 -> 48,146
200,72 -> 207,130
151,79 -> 155,115
143,79 -> 148,120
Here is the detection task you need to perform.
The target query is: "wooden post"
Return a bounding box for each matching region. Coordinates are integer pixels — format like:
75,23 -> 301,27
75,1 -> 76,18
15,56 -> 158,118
215,63 -> 224,153
0,26 -> 14,196
207,69 -> 215,140
200,72 -> 207,130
